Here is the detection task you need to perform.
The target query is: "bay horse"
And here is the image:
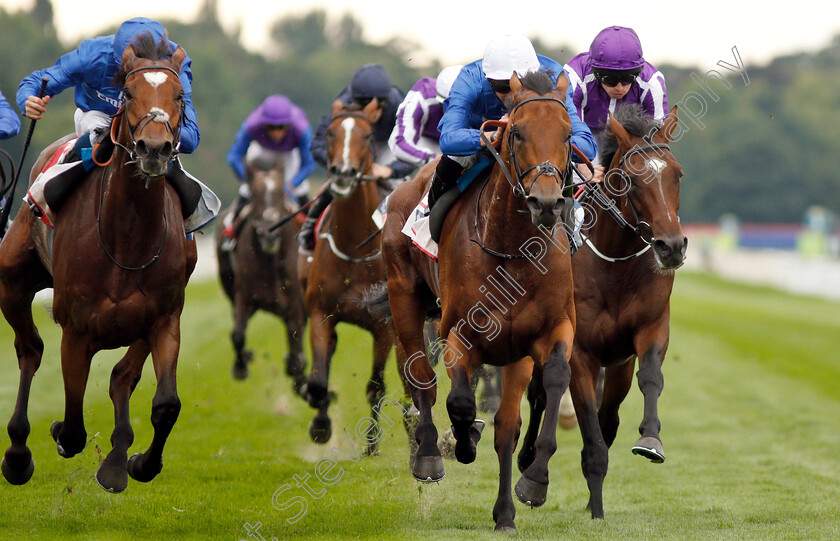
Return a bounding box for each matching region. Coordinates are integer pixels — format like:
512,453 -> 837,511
380,72 -> 577,531
0,36 -> 195,493
518,103 -> 687,519
214,156 -> 307,388
297,98 -> 395,451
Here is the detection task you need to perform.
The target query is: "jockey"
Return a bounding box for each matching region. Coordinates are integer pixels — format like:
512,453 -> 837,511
387,65 -> 463,167
298,63 -> 414,253
427,34 -> 597,232
0,90 -> 21,139
222,94 -> 315,240
564,26 -> 668,139
17,17 -> 219,233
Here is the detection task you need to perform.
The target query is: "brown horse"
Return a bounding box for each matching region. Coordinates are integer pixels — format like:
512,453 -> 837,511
518,103 -> 687,519
380,72 -> 577,531
297,99 -> 395,450
215,156 -> 307,387
0,37 -> 195,493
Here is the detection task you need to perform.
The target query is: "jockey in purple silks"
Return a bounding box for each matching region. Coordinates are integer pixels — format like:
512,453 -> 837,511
388,65 -> 463,168
222,94 -> 315,240
17,17 -> 219,233
564,26 -> 668,146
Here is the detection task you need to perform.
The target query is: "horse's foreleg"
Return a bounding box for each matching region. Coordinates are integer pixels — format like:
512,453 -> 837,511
515,324 -> 573,508
570,349 -> 609,519
305,313 -> 336,444
516,366 -> 544,474
231,292 -> 256,380
51,330 -> 93,459
96,341 -> 150,493
599,360 -> 635,448
0,291 -> 45,485
632,342 -> 666,463
365,325 -> 393,456
283,306 -> 308,395
445,348 -> 481,465
492,360 -> 531,532
128,317 -> 181,483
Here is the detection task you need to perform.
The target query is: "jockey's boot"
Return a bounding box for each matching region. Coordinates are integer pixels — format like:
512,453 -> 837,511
297,191 -> 333,253
221,184 -> 252,238
426,155 -> 464,213
25,134 -> 103,226
166,156 -> 221,234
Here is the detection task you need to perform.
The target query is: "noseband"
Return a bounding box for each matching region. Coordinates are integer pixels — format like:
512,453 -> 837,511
112,65 -> 184,168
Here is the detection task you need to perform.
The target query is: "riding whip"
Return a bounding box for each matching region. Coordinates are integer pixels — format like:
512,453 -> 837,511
0,77 -> 49,237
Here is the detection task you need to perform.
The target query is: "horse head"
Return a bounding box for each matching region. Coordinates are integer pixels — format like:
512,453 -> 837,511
245,156 -> 286,254
502,72 -> 572,229
605,105 -> 687,270
117,34 -> 186,178
324,98 -> 378,197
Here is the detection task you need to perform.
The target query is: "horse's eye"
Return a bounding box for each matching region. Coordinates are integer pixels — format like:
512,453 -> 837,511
325,129 -> 334,140
510,127 -> 521,140
123,89 -> 133,101
176,91 -> 184,103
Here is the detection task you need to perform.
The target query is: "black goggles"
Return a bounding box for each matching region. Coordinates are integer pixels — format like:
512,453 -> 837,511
595,73 -> 637,87
487,78 -> 512,94
265,123 -> 289,131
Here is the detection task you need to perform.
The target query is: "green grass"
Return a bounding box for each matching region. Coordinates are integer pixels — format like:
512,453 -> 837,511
0,271 -> 838,540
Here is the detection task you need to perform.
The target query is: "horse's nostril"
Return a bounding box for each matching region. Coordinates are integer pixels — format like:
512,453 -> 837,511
653,239 -> 672,255
160,141 -> 173,159
526,196 -> 541,214
135,140 -> 149,158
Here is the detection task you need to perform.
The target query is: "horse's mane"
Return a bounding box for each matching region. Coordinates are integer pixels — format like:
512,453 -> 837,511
598,103 -> 661,166
519,70 -> 555,95
113,32 -> 173,85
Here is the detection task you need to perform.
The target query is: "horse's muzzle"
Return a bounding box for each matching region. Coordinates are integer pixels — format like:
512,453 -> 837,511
135,138 -> 174,177
653,235 -> 688,269
526,195 -> 565,229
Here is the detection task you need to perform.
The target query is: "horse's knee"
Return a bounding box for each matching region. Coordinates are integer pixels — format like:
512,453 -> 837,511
446,388 -> 476,427
542,346 -> 571,393
636,353 -> 664,395
581,440 -> 609,480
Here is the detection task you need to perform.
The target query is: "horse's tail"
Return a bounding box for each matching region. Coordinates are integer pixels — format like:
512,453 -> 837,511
361,281 -> 392,321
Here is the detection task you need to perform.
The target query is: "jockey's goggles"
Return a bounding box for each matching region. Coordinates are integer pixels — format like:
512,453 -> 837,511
487,78 -> 512,94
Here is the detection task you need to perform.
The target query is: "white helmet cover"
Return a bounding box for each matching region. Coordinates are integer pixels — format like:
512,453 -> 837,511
435,64 -> 464,99
482,34 -> 540,80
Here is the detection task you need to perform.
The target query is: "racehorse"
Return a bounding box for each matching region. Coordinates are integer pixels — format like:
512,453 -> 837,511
297,98 -> 395,451
0,36 -> 196,493
380,72 -> 577,531
215,156 -> 307,387
518,103 -> 687,519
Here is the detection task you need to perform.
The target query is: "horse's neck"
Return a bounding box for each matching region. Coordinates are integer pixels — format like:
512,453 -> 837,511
329,182 -> 379,247
479,171 -> 539,252
98,163 -> 168,240
588,191 -> 647,258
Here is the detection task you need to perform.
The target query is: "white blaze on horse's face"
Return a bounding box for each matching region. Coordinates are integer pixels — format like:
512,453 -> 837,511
262,177 -> 281,223
341,117 -> 355,171
143,71 -> 169,88
645,158 -> 675,224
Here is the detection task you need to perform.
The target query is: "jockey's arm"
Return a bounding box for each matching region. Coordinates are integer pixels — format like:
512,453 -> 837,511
289,126 -> 316,188
226,121 -> 252,181
175,57 -> 200,153
560,77 -> 597,162
17,44 -> 90,119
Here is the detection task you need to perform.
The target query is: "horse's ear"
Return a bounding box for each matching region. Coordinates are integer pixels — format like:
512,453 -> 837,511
364,97 -> 383,124
555,72 -> 569,97
510,73 -> 522,93
657,105 -> 679,143
170,46 -> 186,72
608,113 -> 632,147
331,99 -> 344,117
122,45 -> 138,72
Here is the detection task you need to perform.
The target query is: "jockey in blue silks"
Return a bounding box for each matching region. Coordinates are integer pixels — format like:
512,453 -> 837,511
17,17 -> 219,233
426,34 -> 597,234
222,94 -> 315,241
0,90 -> 21,140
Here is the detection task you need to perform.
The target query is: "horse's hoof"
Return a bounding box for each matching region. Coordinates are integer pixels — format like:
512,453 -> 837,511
50,421 -> 83,458
558,413 -> 578,430
1,453 -> 35,485
95,462 -> 128,493
127,453 -> 163,483
453,419 -> 484,464
517,447 -> 535,474
231,362 -> 249,380
412,455 -> 445,483
514,475 -> 548,507
308,419 -> 332,444
632,436 -> 665,463
494,523 -> 517,533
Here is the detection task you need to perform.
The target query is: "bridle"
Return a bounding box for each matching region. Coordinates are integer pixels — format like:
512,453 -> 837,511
327,111 -> 377,191
110,64 -> 184,169
579,139 -> 673,262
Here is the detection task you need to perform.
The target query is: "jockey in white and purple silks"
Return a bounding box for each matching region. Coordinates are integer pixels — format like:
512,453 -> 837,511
388,65 -> 463,167
222,94 -> 315,239
564,26 -> 668,141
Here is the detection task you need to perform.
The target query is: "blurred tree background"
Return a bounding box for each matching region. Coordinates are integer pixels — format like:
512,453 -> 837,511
0,0 -> 838,224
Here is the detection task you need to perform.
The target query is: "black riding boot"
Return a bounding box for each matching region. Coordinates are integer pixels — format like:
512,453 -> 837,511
427,155 -> 464,212
39,135 -> 101,215
297,191 -> 333,251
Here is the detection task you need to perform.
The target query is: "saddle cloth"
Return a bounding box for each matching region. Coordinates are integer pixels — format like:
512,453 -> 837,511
25,139 -> 78,227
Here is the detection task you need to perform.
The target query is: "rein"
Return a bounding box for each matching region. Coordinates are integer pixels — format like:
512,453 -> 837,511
580,141 -> 672,263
